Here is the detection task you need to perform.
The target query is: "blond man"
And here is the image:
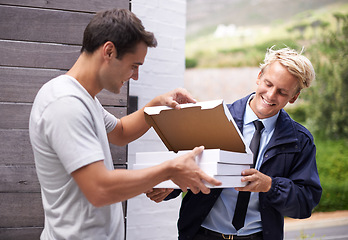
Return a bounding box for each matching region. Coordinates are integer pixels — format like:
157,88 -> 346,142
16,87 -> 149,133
148,47 -> 322,240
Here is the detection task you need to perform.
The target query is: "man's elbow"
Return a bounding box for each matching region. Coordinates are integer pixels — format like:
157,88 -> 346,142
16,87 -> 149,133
108,132 -> 129,146
86,191 -> 109,207
85,187 -> 125,207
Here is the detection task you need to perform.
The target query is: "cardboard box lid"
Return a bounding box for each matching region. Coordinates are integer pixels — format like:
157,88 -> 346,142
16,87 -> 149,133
144,99 -> 251,154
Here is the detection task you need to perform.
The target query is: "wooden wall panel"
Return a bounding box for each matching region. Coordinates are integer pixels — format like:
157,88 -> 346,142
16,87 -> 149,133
0,40 -> 80,69
0,5 -> 92,44
0,193 -> 44,227
0,67 -> 65,103
0,1 -> 130,238
0,130 -> 33,165
0,103 -> 32,129
0,165 -> 40,193
0,104 -> 127,129
0,0 -> 129,13
0,66 -> 127,105
0,227 -> 42,240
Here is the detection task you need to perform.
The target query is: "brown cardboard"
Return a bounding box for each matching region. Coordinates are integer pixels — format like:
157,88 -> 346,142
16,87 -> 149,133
144,99 -> 250,154
140,100 -> 252,188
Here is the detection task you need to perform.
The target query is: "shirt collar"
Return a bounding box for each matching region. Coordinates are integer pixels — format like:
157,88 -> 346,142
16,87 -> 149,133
244,94 -> 279,132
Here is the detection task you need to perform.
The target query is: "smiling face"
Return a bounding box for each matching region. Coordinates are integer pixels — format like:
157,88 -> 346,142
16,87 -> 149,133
250,61 -> 300,119
99,41 -> 147,94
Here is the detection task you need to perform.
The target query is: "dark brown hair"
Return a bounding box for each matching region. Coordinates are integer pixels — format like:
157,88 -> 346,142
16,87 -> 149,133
81,8 -> 157,59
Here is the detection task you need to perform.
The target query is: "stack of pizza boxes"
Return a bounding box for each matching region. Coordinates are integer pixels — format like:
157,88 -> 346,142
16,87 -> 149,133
133,100 -> 252,188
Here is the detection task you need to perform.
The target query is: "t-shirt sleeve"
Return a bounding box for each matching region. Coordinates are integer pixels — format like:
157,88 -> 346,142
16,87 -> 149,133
102,107 -> 118,133
41,96 -> 105,174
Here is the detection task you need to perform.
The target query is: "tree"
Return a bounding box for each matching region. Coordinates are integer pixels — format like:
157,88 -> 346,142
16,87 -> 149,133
304,15 -> 348,139
292,22 -> 309,39
333,12 -> 347,34
319,21 -> 330,33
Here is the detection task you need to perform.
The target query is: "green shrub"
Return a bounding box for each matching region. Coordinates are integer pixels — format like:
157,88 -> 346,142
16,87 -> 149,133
185,57 -> 198,68
304,18 -> 348,140
287,106 -> 348,212
285,103 -> 308,124
313,138 -> 348,212
316,182 -> 348,212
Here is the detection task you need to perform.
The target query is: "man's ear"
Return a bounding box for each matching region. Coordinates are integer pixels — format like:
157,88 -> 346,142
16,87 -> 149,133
103,41 -> 117,59
256,71 -> 262,85
289,91 -> 300,104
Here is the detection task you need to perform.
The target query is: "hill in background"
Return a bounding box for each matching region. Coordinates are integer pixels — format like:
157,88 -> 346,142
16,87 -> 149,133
186,0 -> 347,38
185,0 -> 348,68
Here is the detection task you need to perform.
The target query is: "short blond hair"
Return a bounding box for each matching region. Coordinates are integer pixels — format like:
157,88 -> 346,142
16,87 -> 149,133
259,46 -> 315,91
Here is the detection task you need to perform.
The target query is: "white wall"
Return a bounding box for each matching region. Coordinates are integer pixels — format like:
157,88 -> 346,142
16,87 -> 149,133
127,0 -> 186,239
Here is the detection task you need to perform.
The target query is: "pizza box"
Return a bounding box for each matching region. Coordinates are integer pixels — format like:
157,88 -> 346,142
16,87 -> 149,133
143,99 -> 251,154
154,176 -> 248,189
135,149 -> 252,165
133,160 -> 250,176
136,99 -> 253,188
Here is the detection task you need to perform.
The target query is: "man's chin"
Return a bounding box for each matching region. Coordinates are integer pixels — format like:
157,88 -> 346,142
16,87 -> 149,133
105,88 -> 120,95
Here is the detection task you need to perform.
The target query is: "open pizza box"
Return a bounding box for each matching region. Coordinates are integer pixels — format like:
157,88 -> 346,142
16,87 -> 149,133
134,99 -> 253,188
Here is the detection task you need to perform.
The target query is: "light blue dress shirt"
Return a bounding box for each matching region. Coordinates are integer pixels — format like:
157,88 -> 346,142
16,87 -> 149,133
201,95 -> 279,236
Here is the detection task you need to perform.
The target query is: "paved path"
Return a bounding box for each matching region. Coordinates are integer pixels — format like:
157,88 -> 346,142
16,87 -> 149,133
284,210 -> 348,240
184,67 -> 260,104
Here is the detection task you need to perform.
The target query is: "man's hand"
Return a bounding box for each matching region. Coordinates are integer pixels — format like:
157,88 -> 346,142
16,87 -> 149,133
167,146 -> 222,194
234,168 -> 272,193
108,88 -> 196,146
146,88 -> 197,109
145,188 -> 173,203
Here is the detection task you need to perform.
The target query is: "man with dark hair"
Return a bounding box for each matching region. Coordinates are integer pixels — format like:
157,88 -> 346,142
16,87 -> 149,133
80,9 -> 157,57
29,8 -> 220,240
147,47 -> 322,240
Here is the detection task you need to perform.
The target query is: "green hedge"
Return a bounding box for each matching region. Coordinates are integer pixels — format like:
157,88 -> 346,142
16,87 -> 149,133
287,107 -> 348,212
314,138 -> 348,212
185,57 -> 198,68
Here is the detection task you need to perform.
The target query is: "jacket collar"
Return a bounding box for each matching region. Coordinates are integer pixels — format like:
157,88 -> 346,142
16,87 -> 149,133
228,93 -> 299,149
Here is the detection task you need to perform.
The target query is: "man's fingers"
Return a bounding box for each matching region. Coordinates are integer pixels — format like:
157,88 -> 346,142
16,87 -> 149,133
195,182 -> 210,194
172,88 -> 197,104
146,188 -> 173,203
179,186 -> 188,193
146,188 -> 166,197
153,189 -> 174,202
163,88 -> 197,109
188,171 -> 222,195
163,97 -> 179,109
192,146 -> 205,156
199,171 -> 222,188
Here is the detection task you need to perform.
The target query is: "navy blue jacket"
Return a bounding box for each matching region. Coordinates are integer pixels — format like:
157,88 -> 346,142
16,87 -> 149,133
166,94 -> 322,240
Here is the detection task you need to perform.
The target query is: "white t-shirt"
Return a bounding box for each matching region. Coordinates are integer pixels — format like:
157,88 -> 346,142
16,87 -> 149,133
29,75 -> 124,240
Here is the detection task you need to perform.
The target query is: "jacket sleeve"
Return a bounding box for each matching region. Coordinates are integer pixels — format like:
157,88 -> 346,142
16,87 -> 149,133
261,133 -> 322,219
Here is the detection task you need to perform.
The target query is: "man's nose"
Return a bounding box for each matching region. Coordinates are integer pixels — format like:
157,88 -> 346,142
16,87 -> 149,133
268,87 -> 277,99
131,69 -> 139,81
